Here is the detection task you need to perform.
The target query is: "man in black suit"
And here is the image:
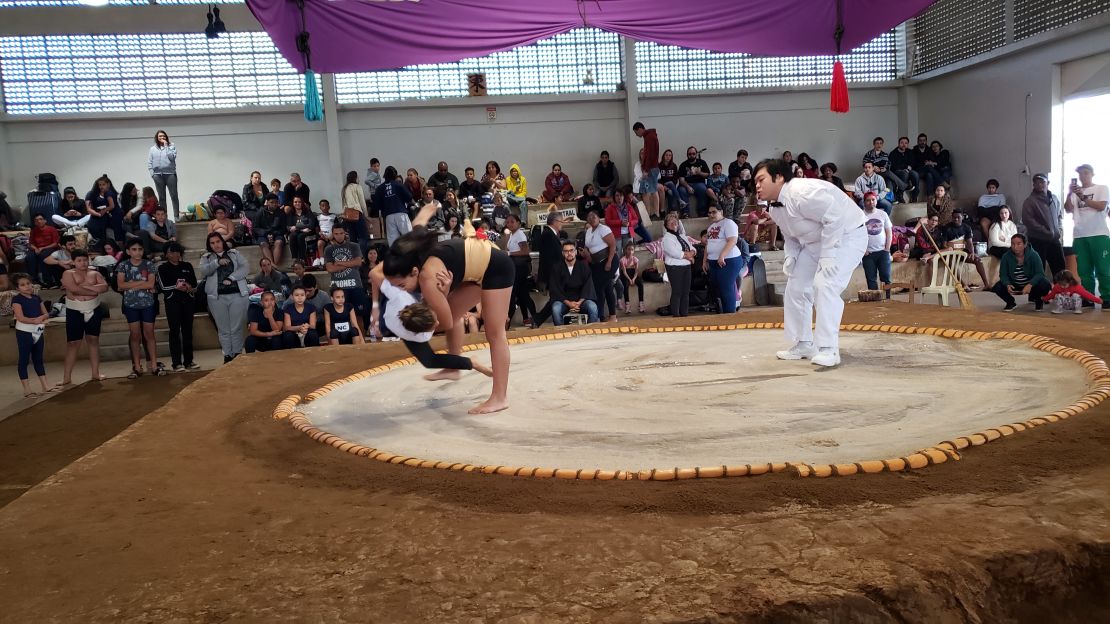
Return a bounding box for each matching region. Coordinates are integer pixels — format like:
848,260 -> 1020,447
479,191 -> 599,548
548,241 -> 599,325
536,211 -> 566,290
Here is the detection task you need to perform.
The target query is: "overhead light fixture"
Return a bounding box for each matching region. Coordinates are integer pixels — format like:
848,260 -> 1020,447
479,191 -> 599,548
205,5 -> 227,39
213,7 -> 226,34
79,0 -> 110,6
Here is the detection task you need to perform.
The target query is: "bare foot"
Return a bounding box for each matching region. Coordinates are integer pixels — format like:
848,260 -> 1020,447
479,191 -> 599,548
468,396 -> 509,414
424,369 -> 461,381
472,363 -> 494,378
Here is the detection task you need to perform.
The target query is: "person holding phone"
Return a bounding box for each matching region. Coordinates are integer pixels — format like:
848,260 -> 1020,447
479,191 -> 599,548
158,242 -> 199,372
1066,164 -> 1110,303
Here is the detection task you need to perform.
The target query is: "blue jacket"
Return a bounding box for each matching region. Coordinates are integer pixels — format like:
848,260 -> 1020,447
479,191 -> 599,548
373,180 -> 412,217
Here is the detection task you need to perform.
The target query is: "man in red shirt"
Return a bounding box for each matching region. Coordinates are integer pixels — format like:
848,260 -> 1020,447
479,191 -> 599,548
633,121 -> 661,219
26,214 -> 61,288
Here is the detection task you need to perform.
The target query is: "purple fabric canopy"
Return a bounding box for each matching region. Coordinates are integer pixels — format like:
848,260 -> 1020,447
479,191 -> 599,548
246,0 -> 934,74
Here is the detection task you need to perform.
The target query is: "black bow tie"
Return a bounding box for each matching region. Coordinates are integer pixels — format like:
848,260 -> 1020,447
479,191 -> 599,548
770,202 -> 784,208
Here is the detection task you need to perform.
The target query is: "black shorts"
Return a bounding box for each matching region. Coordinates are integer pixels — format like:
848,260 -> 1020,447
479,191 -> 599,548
978,205 -> 1002,223
66,306 -> 103,342
482,249 -> 515,290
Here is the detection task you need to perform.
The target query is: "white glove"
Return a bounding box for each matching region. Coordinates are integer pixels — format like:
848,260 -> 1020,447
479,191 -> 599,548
818,257 -> 838,279
782,256 -> 797,278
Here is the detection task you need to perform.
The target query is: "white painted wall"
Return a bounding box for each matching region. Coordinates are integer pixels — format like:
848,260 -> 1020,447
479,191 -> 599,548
915,23 -> 1110,220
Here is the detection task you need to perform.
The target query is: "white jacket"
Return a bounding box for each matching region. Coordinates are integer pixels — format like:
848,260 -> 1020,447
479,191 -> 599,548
989,220 -> 1018,248
770,178 -> 866,261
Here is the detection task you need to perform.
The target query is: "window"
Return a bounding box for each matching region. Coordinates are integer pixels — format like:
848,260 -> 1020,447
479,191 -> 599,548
334,28 -> 623,104
1,32 -> 307,114
633,31 -> 899,92
911,0 -> 1006,75
0,0 -> 240,6
1015,0 -> 1110,41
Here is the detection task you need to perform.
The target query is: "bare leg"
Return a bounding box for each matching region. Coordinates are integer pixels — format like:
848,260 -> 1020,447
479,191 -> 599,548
975,258 -> 990,287
426,284 -> 483,381
769,224 -> 780,250
472,362 -> 493,377
258,242 -> 273,264
128,323 -> 143,371
470,286 -> 512,414
272,240 -> 285,266
62,341 -> 80,384
86,336 -> 104,380
656,184 -> 666,216
142,322 -> 158,370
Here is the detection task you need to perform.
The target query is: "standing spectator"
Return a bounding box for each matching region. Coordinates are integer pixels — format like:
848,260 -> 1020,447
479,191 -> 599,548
157,242 -> 199,372
987,207 -> 1018,259
11,273 -> 54,398
992,234 -> 1049,311
458,167 -> 484,204
375,166 -> 414,246
26,214 -> 61,288
60,250 -> 109,384
926,184 -> 955,226
661,213 -> 695,317
618,243 -> 644,314
537,211 -> 565,291
1066,164 -> 1110,302
323,287 -> 365,345
853,162 -> 891,214
889,137 -> 919,202
744,203 -> 779,251
677,146 -> 711,217
863,137 -> 906,201
283,173 -> 311,207
504,214 -> 536,328
365,158 -> 384,198
633,121 -> 662,219
427,161 -> 460,201
342,170 -> 370,241
703,203 -> 744,312
201,232 -> 250,363
549,241 -> 599,325
117,239 -> 164,378
141,206 -> 177,258
148,129 -> 180,218
245,291 -> 285,353
282,286 -> 320,348
85,174 -> 122,247
861,193 -> 893,293
911,133 -> 933,194
542,164 -> 574,202
1022,173 -> 1066,275
976,179 -> 1008,241
242,170 -> 267,220
254,194 -> 287,266
286,196 -> 318,264
252,257 -> 290,297
583,210 -> 617,321
52,187 -> 91,230
593,151 -> 620,199
323,223 -> 369,331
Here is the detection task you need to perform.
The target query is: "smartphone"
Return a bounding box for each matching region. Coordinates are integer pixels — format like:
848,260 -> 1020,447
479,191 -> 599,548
1071,177 -> 1078,187
176,278 -> 187,288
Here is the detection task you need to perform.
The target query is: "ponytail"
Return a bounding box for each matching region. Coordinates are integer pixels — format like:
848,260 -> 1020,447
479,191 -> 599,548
383,226 -> 439,277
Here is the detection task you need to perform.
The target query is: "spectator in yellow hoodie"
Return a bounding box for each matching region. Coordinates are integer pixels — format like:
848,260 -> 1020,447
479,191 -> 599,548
506,163 -> 529,223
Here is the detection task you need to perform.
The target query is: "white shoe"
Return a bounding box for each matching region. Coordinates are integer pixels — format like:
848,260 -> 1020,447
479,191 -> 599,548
811,349 -> 841,368
312,257 -> 324,268
776,342 -> 815,361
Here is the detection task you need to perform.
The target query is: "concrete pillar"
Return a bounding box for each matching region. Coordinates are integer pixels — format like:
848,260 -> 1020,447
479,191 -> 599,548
898,85 -> 919,140
322,73 -> 343,192
0,76 -> 13,205
622,36 -> 641,182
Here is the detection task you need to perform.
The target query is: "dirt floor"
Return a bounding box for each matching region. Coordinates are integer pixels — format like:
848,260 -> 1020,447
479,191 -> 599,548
1,302 -> 1109,623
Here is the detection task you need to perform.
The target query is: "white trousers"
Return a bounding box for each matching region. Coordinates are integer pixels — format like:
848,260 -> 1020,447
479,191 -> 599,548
52,214 -> 90,229
783,225 -> 867,351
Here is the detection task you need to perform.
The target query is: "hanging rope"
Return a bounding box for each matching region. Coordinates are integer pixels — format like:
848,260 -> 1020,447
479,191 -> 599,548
829,0 -> 850,113
296,0 -> 323,122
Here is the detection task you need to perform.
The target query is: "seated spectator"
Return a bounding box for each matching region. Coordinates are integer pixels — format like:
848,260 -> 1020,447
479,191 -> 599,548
404,169 -> 424,206
577,184 -> 602,221
744,203 -> 779,251
43,234 -> 78,286
863,137 -> 906,201
853,162 -> 892,214
677,147 -> 711,217
288,259 -> 307,290
118,183 -> 140,234
861,193 -> 893,293
243,171 -> 267,220
987,206 -> 1018,259
426,161 -> 460,201
617,243 -> 644,314
942,210 -> 991,288
543,163 -> 575,203
26,214 -> 61,288
926,184 -> 955,226
658,150 -> 681,213
206,204 -> 236,244
269,178 -> 285,206
720,175 -> 748,218
140,206 -> 177,258
820,162 -> 847,193
246,290 -> 285,353
441,214 -> 463,241
506,163 -> 529,215
592,151 -> 620,199
481,160 -> 507,191
549,241 -> 599,325
324,287 -> 365,345
1043,269 -> 1102,314
282,172 -> 311,207
728,149 -> 753,181
282,286 -> 321,348
490,194 -> 510,231
458,166 -> 484,204
910,214 -> 946,262
301,273 -> 332,333
620,184 -> 654,244
706,162 -> 728,203
977,179 -> 1007,241
314,199 -> 337,267
286,196 -> 318,264
53,187 -> 91,230
920,141 -> 953,196
889,137 -> 920,202
252,257 -> 290,297
992,233 -> 1050,311
440,190 -> 463,228
418,187 -> 444,231
254,193 -> 287,266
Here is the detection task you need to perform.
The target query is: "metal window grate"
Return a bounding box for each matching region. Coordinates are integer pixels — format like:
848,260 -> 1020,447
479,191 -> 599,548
0,32 -> 309,114
1014,0 -> 1110,40
633,31 -> 899,92
910,0 -> 1006,75
333,28 -> 623,104
0,0 -> 240,6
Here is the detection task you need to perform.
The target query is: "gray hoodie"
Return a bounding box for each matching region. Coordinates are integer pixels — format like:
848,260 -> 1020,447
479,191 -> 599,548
148,144 -> 177,175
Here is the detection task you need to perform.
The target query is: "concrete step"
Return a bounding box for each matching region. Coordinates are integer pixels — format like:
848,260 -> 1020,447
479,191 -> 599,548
97,327 -> 169,348
102,342 -> 171,363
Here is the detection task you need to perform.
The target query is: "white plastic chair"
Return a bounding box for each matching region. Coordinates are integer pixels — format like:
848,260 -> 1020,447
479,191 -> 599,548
920,249 -> 968,307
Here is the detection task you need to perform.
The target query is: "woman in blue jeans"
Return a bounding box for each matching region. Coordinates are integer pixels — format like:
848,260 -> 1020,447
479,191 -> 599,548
703,204 -> 745,312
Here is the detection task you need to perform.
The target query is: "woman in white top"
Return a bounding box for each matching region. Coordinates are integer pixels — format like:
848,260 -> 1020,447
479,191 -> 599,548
704,203 -> 745,312
584,210 -> 618,320
661,212 -> 695,317
987,206 -> 1018,259
342,170 -> 370,243
504,213 -> 537,327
